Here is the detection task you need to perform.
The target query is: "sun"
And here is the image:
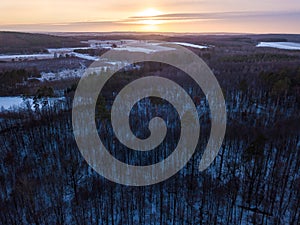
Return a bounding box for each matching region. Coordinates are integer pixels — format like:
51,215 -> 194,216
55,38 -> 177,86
134,8 -> 163,31
137,8 -> 162,17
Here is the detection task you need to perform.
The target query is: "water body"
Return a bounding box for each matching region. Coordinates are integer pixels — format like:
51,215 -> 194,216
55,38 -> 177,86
257,42 -> 300,50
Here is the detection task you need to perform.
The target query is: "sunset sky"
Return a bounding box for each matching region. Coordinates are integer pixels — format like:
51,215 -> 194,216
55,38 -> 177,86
1,0 -> 300,33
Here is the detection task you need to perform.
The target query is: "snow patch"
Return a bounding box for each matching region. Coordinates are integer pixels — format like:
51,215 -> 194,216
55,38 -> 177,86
171,42 -> 208,49
0,54 -> 54,61
40,68 -> 86,81
0,97 -> 28,110
0,96 -> 65,111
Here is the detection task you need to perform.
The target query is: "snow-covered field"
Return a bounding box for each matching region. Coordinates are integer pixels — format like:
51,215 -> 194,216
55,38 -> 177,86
256,42 -> 300,50
0,40 -> 210,82
72,52 -> 99,61
0,40 -> 209,63
171,42 -> 208,49
0,53 -> 54,61
113,45 -> 175,53
110,41 -> 208,53
83,40 -> 136,49
39,60 -> 138,81
47,47 -> 91,54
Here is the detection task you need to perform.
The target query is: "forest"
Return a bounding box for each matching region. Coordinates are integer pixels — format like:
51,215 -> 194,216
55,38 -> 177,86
0,33 -> 299,224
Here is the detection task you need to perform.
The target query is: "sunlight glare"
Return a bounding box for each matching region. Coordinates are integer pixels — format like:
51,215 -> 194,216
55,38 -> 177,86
137,8 -> 162,17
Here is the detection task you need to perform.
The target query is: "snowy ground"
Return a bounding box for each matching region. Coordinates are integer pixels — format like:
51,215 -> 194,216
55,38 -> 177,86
40,68 -> 86,81
256,42 -> 300,50
171,42 -> 208,49
0,96 -> 65,111
113,41 -> 176,53
109,41 -> 208,53
47,47 -> 91,54
0,54 -> 54,61
0,40 -> 209,62
0,97 -> 27,110
39,60 -> 138,81
0,40 -> 210,82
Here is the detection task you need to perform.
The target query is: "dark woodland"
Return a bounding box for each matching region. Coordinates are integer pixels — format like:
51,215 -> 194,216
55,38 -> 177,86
0,32 -> 299,225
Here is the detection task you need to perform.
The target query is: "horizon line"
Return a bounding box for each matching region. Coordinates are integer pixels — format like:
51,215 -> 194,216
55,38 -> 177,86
1,30 -> 300,36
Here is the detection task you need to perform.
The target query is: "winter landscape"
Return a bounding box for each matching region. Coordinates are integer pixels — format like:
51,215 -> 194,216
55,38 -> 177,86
1,0 -> 300,225
0,31 -> 299,225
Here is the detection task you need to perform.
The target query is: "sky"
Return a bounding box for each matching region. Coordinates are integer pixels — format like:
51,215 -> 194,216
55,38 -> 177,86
0,0 -> 300,33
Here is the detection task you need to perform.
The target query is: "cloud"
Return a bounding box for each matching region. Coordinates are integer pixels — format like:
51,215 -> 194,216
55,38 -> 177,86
0,20 -> 127,32
1,10 -> 300,33
129,11 -> 300,21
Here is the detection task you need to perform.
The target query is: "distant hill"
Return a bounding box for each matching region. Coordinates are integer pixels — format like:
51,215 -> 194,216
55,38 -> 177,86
1,31 -> 300,55
0,31 -> 87,54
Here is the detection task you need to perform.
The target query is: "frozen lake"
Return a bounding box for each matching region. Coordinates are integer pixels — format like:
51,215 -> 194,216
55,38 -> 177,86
256,42 -> 300,50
